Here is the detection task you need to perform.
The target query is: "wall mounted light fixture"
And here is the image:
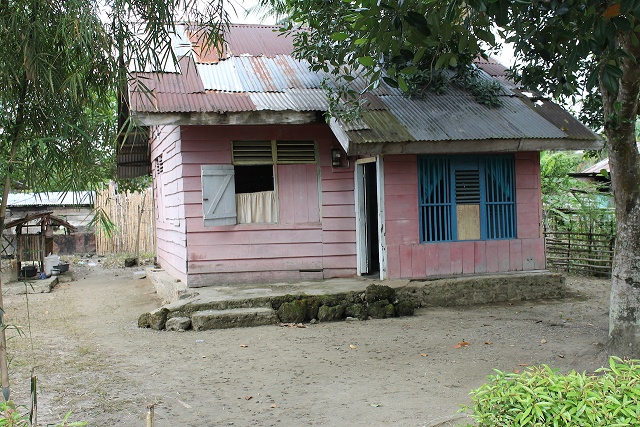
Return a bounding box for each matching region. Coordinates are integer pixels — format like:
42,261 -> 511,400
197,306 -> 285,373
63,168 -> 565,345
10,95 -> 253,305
331,147 -> 343,167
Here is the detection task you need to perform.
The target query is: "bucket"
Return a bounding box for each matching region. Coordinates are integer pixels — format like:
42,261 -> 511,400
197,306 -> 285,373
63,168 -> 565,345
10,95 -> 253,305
44,254 -> 60,276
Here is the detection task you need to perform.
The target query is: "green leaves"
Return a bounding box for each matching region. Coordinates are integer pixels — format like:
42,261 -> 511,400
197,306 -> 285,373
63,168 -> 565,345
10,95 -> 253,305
464,358 -> 640,427
330,32 -> 350,41
357,56 -> 376,67
602,63 -> 623,96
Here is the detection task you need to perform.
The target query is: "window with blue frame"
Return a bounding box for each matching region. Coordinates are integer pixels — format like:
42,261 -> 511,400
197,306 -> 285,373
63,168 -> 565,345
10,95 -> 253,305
418,155 -> 516,243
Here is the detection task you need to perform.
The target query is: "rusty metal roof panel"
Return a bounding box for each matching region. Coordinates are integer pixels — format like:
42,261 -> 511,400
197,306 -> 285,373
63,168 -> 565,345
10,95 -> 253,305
277,55 -> 324,89
153,93 -> 213,112
236,56 -> 280,92
131,90 -> 255,113
207,91 -> 256,112
476,59 -> 508,77
130,92 -> 208,112
225,25 -> 295,57
187,25 -> 295,63
131,56 -> 204,95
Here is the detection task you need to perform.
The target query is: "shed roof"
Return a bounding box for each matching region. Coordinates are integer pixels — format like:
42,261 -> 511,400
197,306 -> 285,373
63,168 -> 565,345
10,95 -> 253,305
4,211 -> 77,232
7,192 -> 94,207
129,24 -> 601,155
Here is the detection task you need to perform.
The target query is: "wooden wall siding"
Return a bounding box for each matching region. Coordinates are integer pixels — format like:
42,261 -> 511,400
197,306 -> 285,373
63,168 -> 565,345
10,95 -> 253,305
179,124 -> 356,285
384,152 -> 545,279
277,164 -> 320,224
151,125 -> 188,283
319,143 -> 357,278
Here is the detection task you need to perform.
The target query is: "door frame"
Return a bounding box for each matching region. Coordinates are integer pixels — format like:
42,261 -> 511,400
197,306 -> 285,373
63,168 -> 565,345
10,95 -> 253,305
354,156 -> 387,279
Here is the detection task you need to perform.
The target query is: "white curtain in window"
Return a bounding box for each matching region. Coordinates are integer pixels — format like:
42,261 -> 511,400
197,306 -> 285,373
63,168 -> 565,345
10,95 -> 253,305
236,191 -> 276,224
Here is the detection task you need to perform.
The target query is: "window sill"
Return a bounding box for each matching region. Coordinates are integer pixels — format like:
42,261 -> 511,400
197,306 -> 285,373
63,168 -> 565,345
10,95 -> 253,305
204,222 -> 322,231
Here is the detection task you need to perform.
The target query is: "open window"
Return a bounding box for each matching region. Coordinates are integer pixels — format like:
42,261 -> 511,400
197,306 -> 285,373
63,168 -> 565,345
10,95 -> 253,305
201,140 -> 317,226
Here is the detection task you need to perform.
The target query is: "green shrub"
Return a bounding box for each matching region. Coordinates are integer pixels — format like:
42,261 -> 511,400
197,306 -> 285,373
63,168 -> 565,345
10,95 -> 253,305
0,401 -> 85,427
462,357 -> 640,426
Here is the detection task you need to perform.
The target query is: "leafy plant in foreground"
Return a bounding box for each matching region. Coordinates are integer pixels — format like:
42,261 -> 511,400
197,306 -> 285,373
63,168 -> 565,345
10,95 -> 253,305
461,357 -> 640,427
0,401 -> 85,427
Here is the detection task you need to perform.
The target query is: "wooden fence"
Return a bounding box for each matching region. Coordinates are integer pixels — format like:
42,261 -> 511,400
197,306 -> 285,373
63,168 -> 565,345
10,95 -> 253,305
95,184 -> 155,256
543,209 -> 615,277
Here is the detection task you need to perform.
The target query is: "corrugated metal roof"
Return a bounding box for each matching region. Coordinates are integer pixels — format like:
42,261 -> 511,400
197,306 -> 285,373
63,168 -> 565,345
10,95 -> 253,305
129,24 -> 601,152
582,158 -> 610,173
197,56 -> 322,92
188,25 -> 295,63
378,94 -> 566,142
249,89 -> 329,111
7,192 -> 94,207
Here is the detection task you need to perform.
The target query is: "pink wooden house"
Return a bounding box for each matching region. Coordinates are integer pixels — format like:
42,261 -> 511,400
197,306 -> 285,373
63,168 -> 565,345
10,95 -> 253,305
125,24 -> 601,287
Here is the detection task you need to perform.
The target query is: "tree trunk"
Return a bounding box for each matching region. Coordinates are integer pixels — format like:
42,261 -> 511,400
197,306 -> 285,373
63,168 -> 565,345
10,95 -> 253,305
602,32 -> 640,358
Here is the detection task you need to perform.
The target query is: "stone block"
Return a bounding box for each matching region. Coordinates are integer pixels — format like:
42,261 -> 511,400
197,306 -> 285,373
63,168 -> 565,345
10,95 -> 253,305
365,284 -> 396,303
368,300 -> 394,319
345,303 -> 366,320
147,307 -> 169,330
166,317 -> 192,331
191,308 -> 278,331
277,300 -> 308,323
317,304 -> 346,322
395,301 -> 415,317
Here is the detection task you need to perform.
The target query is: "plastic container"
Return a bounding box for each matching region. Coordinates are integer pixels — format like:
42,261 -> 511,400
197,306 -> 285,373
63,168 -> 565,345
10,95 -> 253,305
44,254 -> 60,276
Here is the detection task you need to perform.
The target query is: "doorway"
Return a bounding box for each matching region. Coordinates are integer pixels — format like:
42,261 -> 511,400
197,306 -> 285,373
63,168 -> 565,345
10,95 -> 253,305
356,160 -> 380,276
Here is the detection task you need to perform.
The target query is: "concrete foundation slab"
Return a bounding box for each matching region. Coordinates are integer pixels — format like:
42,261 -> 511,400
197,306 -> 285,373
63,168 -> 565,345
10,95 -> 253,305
3,277 -> 58,295
140,269 -> 568,331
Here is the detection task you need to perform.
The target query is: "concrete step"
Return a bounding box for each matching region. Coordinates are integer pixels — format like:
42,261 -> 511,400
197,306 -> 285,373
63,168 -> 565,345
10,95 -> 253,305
191,307 -> 278,331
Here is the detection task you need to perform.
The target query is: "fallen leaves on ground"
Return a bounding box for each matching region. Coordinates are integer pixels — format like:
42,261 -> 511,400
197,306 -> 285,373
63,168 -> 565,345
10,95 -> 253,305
484,341 -> 493,345
420,353 -> 428,357
244,396 -> 253,400
240,344 -> 249,348
278,323 -> 307,328
540,339 -> 547,344
453,341 -> 470,348
349,344 -> 357,349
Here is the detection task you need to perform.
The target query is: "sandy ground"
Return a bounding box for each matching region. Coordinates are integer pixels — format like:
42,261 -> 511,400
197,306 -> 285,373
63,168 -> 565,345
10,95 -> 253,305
2,265 -> 611,427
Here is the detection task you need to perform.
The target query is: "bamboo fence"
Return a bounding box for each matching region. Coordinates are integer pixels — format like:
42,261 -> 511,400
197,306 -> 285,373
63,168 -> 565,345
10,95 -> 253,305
95,184 -> 155,256
543,210 -> 615,277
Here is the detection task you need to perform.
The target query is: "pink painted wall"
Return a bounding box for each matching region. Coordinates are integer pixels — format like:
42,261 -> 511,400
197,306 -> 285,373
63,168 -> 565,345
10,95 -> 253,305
151,126 -> 188,283
384,152 -> 545,279
178,124 -> 356,286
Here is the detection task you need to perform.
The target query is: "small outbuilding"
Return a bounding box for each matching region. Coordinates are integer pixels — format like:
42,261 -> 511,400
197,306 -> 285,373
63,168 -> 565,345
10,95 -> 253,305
126,24 -> 602,287
3,211 -> 76,279
3,191 -> 95,255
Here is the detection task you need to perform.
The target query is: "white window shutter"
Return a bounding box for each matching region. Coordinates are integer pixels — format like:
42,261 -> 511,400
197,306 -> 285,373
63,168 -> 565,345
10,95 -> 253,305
201,165 -> 237,226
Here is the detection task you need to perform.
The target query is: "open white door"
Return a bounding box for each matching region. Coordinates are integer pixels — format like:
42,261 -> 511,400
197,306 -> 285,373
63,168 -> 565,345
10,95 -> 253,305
355,158 -> 384,277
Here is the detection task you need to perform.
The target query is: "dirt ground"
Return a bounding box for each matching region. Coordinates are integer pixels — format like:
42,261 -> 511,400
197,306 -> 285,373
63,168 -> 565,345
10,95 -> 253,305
2,264 -> 611,427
